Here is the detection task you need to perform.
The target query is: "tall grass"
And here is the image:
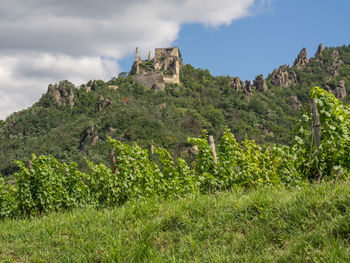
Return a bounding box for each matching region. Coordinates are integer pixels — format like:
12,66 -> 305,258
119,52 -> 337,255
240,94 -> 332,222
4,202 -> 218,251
1,180 -> 350,262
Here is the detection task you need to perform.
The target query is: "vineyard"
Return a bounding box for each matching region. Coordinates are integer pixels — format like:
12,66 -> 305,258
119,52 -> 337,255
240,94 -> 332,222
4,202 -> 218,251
1,87 -> 350,219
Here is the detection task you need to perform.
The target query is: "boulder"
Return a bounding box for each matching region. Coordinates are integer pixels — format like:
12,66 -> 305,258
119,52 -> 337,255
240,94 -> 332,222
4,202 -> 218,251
334,80 -> 347,100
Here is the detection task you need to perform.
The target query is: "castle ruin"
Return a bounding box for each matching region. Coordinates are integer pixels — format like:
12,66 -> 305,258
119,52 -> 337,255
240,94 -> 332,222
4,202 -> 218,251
130,46 -> 183,90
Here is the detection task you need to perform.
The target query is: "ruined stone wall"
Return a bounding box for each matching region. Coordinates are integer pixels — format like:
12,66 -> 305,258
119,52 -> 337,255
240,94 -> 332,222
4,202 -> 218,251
155,47 -> 179,59
163,60 -> 180,84
131,46 -> 182,89
132,72 -> 165,91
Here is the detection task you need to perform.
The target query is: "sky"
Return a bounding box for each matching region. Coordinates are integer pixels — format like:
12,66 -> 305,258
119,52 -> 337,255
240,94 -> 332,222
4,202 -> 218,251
0,0 -> 349,120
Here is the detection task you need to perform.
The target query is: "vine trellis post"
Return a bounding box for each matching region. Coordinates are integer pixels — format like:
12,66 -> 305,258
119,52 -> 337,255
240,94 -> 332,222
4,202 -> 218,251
309,98 -> 321,181
209,135 -> 217,164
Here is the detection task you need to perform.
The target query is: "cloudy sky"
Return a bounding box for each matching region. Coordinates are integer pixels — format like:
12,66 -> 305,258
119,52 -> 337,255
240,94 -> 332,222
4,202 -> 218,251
0,0 -> 349,120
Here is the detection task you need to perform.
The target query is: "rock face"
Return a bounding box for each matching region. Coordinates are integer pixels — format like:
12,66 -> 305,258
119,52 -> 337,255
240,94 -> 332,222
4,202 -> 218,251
130,46 -> 183,90
244,80 -> 252,94
253,74 -> 267,92
315,44 -> 323,57
328,49 -> 344,77
158,103 -> 166,110
324,80 -> 347,100
293,48 -> 309,69
334,80 -> 347,100
231,77 -> 243,90
108,85 -> 119,91
97,95 -> 111,111
270,65 -> 297,87
47,82 -> 75,107
79,126 -> 99,150
331,49 -> 340,60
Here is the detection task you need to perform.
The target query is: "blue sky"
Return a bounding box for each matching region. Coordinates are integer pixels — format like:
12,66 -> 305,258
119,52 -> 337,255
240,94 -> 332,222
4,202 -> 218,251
120,0 -> 350,80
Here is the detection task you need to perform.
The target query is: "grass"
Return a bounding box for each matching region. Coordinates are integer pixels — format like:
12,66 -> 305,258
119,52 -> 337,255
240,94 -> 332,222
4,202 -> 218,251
1,181 -> 350,262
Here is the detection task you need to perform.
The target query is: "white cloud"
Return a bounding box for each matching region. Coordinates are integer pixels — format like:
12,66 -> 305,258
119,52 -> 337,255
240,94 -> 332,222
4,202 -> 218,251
0,0 -> 270,120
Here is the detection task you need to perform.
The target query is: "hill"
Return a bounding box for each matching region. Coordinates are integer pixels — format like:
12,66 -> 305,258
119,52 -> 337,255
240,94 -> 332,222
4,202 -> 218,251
1,180 -> 350,262
0,44 -> 350,175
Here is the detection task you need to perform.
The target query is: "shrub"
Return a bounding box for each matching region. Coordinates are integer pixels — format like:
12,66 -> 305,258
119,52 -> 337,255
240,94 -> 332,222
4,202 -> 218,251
294,87 -> 350,180
15,155 -> 90,216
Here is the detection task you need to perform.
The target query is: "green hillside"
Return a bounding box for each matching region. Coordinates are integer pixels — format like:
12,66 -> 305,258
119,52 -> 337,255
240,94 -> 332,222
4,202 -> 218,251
1,180 -> 350,262
0,44 -> 349,175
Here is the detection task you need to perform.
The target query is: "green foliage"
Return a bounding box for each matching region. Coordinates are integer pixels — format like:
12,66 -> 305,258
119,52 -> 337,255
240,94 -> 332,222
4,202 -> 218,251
294,87 -> 350,180
85,161 -> 120,207
0,86 -> 349,219
109,138 -> 162,201
188,130 -> 302,192
0,175 -> 16,218
15,155 -> 90,216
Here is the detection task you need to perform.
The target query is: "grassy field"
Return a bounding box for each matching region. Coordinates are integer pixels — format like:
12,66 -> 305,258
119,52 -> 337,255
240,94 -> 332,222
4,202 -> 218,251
1,181 -> 350,262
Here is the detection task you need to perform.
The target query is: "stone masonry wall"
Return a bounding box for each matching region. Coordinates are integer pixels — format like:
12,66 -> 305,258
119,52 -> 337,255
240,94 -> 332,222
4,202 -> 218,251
132,72 -> 165,90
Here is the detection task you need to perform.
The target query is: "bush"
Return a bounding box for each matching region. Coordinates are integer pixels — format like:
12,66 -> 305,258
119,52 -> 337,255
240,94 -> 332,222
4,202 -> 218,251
294,87 -> 350,180
15,155 -> 90,216
0,175 -> 16,218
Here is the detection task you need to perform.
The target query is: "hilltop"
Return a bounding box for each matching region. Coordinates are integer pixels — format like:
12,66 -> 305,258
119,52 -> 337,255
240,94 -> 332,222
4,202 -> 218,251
0,44 -> 349,175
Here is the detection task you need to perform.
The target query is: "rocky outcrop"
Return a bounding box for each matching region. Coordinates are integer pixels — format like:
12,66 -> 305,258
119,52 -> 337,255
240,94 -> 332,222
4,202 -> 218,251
331,49 -> 340,60
334,80 -> 347,100
244,80 -> 252,94
158,103 -> 166,110
253,75 -> 267,92
328,49 -> 344,77
79,126 -> 99,150
270,65 -> 297,87
47,82 -> 75,107
324,80 -> 347,100
315,44 -> 323,57
109,127 -> 117,134
108,85 -> 119,91
231,77 -> 243,90
97,95 -> 111,111
293,48 -> 309,69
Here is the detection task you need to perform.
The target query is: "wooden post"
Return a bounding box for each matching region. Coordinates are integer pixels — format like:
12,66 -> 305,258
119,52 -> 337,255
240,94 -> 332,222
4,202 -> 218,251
110,148 -> 117,174
309,99 -> 322,182
150,140 -> 154,154
28,160 -> 32,169
209,135 -> 217,163
309,99 -> 321,149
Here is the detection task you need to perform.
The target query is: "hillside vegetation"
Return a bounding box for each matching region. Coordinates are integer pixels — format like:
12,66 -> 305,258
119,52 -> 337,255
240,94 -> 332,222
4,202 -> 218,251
0,87 -> 349,219
0,44 -> 349,175
1,181 -> 350,262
